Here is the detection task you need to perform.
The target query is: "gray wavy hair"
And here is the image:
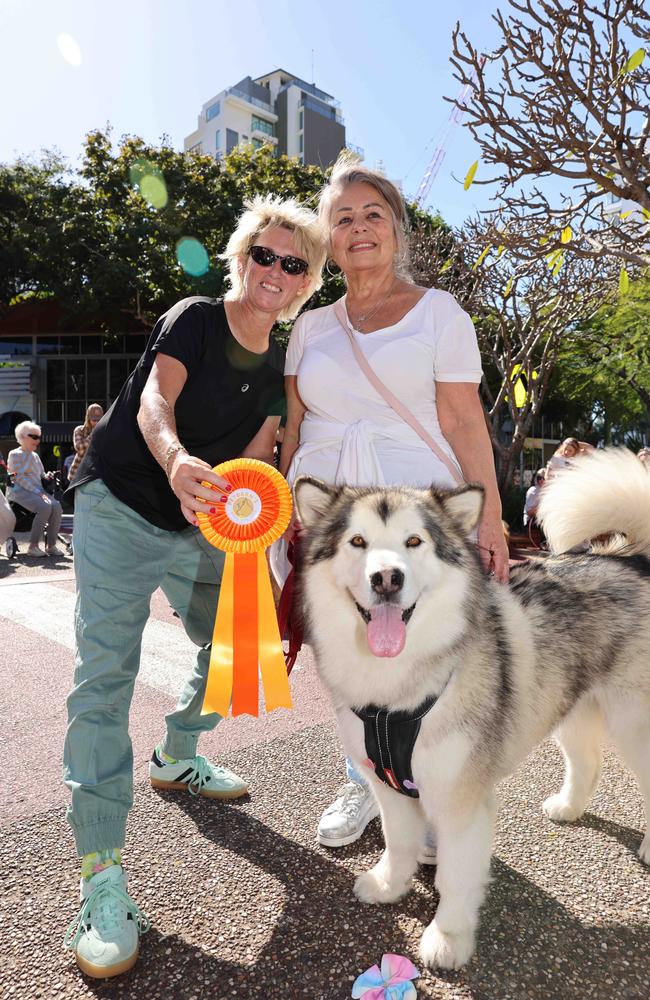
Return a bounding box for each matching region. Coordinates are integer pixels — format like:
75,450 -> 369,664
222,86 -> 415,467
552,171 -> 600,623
220,195 -> 327,321
318,153 -> 412,280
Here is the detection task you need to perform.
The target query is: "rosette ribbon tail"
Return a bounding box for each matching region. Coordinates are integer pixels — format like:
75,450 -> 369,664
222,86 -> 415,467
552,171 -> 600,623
200,551 -> 293,718
201,551 -> 235,717
257,550 -> 292,712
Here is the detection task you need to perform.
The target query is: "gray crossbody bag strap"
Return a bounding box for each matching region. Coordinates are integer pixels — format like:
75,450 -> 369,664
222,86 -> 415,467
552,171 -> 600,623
333,299 -> 464,486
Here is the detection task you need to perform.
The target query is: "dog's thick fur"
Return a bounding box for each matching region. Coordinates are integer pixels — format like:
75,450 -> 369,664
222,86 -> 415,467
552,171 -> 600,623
294,448 -> 650,970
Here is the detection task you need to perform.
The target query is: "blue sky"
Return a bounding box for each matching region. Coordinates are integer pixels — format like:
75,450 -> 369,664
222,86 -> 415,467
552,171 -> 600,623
0,0 -> 506,228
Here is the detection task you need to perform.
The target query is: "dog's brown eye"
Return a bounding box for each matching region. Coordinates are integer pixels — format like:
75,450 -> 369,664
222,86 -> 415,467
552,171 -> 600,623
350,535 -> 366,548
405,535 -> 422,548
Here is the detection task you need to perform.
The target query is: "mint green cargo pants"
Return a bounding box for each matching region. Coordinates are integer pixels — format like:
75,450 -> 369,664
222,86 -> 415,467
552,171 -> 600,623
63,479 -> 225,855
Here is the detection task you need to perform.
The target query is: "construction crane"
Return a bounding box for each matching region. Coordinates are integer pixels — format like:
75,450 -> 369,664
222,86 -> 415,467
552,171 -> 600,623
414,57 -> 485,209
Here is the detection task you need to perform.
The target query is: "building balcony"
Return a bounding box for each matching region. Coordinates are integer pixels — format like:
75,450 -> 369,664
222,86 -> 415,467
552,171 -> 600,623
226,87 -> 277,117
251,128 -> 278,144
300,96 -> 344,125
278,76 -> 339,108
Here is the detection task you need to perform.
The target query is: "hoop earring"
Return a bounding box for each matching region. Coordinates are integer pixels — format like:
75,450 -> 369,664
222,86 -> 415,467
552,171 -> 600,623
325,258 -> 340,278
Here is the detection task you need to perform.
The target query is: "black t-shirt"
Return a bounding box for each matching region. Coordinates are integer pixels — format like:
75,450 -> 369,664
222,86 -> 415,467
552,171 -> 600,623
72,297 -> 286,532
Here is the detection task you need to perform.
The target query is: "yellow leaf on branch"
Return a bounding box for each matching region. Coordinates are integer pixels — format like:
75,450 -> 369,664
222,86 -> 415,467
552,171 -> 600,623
472,246 -> 491,270
619,267 -> 629,295
621,48 -> 646,75
464,160 -> 479,190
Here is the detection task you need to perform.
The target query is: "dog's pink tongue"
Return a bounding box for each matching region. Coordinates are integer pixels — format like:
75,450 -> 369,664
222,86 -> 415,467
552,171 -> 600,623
367,604 -> 406,658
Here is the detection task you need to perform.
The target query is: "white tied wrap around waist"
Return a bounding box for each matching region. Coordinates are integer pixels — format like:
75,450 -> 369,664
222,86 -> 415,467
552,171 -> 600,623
271,416 -> 462,585
288,415 -> 461,488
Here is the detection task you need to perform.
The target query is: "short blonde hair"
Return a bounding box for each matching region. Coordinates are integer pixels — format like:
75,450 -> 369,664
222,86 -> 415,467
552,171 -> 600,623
220,195 -> 326,321
15,420 -> 41,443
318,153 -> 412,280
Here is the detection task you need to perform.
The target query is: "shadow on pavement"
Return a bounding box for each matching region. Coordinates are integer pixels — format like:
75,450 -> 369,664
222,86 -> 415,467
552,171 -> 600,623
2,739 -> 648,999
574,810 -> 647,860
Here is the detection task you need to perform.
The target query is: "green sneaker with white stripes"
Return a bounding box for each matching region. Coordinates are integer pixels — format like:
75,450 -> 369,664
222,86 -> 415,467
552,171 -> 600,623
64,865 -> 150,978
149,747 -> 248,799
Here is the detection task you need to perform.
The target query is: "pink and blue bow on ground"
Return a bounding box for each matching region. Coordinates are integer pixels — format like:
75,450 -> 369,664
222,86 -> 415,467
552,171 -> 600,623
352,953 -> 420,999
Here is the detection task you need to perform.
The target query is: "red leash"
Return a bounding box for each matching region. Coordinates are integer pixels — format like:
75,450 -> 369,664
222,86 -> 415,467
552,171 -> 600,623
277,535 -> 304,674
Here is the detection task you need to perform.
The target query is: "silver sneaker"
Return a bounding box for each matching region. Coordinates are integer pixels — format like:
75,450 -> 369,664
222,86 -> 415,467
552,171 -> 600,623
317,781 -> 379,847
418,827 -> 437,866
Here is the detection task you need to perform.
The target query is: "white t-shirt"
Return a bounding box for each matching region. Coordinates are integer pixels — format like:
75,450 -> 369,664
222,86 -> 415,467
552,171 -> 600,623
284,289 -> 483,490
523,484 -> 541,525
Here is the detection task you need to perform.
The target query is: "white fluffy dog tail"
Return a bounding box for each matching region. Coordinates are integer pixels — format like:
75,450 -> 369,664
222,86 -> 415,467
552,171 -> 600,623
537,448 -> 650,556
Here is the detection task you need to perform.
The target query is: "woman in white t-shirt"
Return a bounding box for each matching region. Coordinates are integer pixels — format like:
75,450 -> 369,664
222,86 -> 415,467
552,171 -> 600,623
278,157 -> 508,853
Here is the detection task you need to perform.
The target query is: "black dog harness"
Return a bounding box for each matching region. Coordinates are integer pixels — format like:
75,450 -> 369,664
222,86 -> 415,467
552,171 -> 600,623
352,694 -> 438,798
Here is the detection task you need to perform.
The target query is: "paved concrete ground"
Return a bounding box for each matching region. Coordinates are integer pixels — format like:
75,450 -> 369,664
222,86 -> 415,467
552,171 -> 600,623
1,537 -> 649,999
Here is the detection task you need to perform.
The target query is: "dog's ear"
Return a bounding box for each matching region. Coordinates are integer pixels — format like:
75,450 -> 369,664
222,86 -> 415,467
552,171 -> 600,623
294,476 -> 339,528
438,484 -> 484,534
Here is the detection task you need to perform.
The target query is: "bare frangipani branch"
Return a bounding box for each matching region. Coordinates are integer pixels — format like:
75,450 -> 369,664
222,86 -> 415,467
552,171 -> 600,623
410,218 -> 618,487
447,0 -> 650,269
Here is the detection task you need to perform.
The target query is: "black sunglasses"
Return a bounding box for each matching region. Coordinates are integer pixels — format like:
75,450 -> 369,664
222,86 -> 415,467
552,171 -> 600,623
27,433 -> 41,440
249,245 -> 308,276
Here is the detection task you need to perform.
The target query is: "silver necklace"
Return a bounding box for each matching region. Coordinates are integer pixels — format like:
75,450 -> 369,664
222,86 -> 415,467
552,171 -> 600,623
347,280 -> 397,330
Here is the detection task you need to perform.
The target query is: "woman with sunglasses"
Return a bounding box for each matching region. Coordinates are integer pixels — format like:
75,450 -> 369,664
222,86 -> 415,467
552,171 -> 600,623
67,402 -> 105,484
62,195 -> 325,980
6,420 -> 63,557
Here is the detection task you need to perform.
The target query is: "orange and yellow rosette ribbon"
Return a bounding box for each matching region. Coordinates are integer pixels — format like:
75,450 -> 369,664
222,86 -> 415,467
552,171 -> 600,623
197,458 -> 293,718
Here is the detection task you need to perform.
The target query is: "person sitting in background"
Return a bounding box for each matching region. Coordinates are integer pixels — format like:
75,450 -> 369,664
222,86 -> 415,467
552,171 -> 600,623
545,437 -> 594,479
546,437 -> 580,477
68,403 -> 104,483
523,468 -> 545,527
6,420 -> 63,557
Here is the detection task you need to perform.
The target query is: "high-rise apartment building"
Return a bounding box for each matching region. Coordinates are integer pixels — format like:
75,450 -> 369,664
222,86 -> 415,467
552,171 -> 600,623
183,68 -> 348,167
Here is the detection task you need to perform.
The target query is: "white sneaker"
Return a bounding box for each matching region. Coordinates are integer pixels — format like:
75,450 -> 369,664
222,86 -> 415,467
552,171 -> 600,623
46,545 -> 65,556
64,865 -> 150,978
317,781 -> 379,847
27,545 -> 47,558
418,828 -> 437,866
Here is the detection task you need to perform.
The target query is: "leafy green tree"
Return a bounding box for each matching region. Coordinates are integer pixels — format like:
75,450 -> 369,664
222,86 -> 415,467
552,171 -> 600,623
552,276 -> 650,442
1,131 -> 330,329
0,152 -> 78,305
1,130 -> 449,334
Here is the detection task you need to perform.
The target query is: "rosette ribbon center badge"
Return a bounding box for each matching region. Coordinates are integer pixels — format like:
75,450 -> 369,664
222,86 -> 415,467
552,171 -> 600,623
197,458 -> 293,717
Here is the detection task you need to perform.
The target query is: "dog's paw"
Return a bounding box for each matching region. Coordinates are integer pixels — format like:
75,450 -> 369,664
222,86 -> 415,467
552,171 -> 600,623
419,919 -> 475,970
542,793 -> 584,823
353,868 -> 410,905
638,833 -> 650,865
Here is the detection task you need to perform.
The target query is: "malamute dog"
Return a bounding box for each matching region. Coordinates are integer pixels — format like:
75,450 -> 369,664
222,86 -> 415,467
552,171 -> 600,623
293,448 -> 650,971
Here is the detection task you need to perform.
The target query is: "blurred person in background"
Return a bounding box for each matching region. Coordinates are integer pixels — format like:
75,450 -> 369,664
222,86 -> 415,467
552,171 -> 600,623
68,403 -> 105,483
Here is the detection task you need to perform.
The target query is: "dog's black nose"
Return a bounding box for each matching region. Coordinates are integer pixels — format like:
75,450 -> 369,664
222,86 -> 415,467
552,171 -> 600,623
370,568 -> 404,595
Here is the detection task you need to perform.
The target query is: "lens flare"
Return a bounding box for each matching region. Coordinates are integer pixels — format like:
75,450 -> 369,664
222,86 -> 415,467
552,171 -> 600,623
176,237 -> 210,277
129,158 -> 168,210
139,174 -> 168,210
57,33 -> 82,66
